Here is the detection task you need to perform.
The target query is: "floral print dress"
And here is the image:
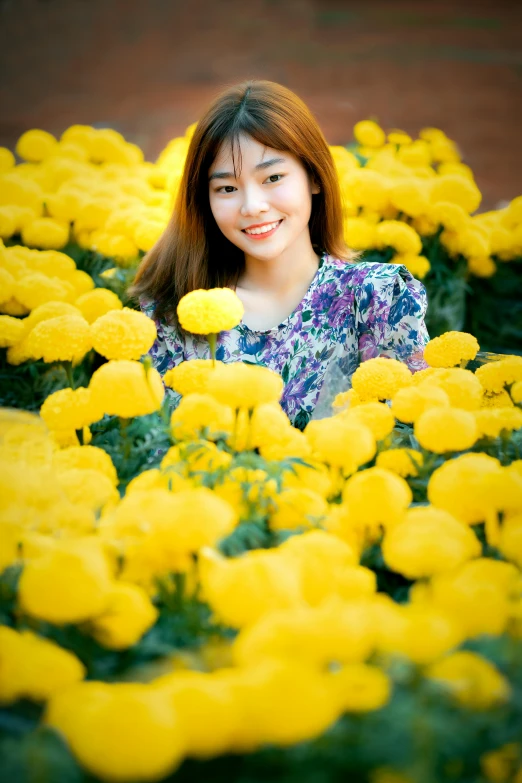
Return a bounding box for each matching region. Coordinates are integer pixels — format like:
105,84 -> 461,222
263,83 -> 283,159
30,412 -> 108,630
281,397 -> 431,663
140,253 -> 430,430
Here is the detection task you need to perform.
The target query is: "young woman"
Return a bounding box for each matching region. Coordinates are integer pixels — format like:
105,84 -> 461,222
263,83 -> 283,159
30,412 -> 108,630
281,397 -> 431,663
132,80 -> 429,430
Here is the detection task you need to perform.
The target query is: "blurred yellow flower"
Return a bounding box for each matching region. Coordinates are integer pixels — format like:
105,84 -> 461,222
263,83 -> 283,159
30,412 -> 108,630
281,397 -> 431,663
19,537 -> 113,624
89,360 -> 164,418
170,393 -> 234,441
87,582 -> 158,650
375,448 -> 423,477
45,682 -> 184,782
40,386 -> 103,431
332,663 -> 391,712
342,467 -> 412,532
391,383 -> 449,424
205,362 -> 283,410
426,651 -> 510,710
0,626 -> 85,705
163,358 -> 222,396
0,314 -> 24,347
415,407 -> 477,453
382,505 -> 481,579
354,120 -> 386,148
16,129 -> 58,162
21,217 -> 69,249
304,415 -> 376,472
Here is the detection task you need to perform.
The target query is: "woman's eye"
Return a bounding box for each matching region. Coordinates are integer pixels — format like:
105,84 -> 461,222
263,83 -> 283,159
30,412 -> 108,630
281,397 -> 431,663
266,174 -> 283,184
217,185 -> 236,194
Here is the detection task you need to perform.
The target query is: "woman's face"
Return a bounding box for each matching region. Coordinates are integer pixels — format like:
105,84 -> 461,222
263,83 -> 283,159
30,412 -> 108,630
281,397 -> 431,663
208,134 -> 319,263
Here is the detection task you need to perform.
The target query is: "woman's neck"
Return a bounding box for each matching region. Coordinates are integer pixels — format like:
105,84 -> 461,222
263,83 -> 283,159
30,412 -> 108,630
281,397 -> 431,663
238,236 -> 321,297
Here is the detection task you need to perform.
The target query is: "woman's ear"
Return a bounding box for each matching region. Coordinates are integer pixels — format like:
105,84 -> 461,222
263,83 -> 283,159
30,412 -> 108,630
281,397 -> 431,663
311,179 -> 321,195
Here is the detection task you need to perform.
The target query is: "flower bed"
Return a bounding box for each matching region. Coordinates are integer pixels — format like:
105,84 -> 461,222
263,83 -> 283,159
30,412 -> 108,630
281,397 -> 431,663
1,122 -> 522,783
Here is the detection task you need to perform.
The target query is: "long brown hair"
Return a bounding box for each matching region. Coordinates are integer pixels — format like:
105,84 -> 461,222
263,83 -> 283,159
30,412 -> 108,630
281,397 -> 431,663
131,79 -> 354,326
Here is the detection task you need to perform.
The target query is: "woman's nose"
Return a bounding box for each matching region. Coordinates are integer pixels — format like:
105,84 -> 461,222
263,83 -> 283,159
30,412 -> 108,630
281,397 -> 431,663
240,186 -> 269,217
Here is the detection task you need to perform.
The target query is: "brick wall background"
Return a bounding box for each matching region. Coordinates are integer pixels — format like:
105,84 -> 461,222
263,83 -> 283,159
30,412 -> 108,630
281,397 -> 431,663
1,0 -> 521,210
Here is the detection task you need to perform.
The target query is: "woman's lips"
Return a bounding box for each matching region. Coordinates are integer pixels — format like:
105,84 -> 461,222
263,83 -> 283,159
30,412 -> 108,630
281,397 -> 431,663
242,219 -> 283,240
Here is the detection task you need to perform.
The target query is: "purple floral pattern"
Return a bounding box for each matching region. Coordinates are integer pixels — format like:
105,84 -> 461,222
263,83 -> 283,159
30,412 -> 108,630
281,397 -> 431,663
140,254 -> 430,430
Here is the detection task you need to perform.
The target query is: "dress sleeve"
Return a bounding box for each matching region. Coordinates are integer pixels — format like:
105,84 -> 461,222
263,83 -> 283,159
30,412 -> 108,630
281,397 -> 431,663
139,296 -> 184,376
355,263 -> 430,373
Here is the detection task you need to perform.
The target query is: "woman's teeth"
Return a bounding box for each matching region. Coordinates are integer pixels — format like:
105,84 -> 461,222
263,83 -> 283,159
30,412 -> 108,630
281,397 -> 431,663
244,220 -> 281,235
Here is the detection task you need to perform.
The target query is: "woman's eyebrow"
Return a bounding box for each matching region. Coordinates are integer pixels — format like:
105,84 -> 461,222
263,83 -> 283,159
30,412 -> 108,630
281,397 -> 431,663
209,157 -> 286,182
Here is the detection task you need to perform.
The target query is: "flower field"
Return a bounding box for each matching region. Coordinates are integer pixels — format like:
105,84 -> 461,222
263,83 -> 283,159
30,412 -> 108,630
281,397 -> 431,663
1,121 -> 522,783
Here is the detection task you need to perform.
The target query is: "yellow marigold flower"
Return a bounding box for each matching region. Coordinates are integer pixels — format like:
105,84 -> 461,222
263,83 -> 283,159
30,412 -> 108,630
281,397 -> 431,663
388,178 -> 430,218
375,220 -> 422,255
16,129 -> 58,161
199,547 -> 302,628
87,582 -> 158,650
476,356 -> 522,393
415,407 -> 477,453
428,453 -> 505,524
90,307 -> 156,361
0,266 -> 15,305
53,445 -> 118,486
214,467 -> 277,518
0,314 -> 24,347
259,425 -> 312,460
382,505 -> 481,579
45,682 -> 184,783
332,663 -> 391,713
343,169 -> 389,211
344,217 -> 376,250
482,389 -> 514,409
332,387 -> 362,411
164,440 -> 232,475
89,360 -> 164,418
233,597 -> 373,669
22,300 -> 82,332
229,658 -> 342,749
411,214 -> 439,237
342,467 -> 412,532
352,357 -> 413,402
40,386 -> 103,431
0,298 -> 29,318
57,468 -> 119,513
499,513 -> 522,569
0,172 -> 43,213
134,219 -> 166,252
0,146 -> 15,172
426,651 -> 510,710
19,537 -> 112,624
429,200 -> 470,232
105,234 -> 139,266
0,206 -> 17,239
354,120 -> 386,148
170,392 -> 235,441
376,448 -> 423,477
177,287 -> 244,335
420,367 -> 483,410
424,331 -> 479,368
14,272 -> 73,310
25,314 -> 91,364
392,383 -> 449,424
429,174 -> 481,214
205,362 -> 283,409
481,744 -> 521,783
475,408 -> 522,439
280,459 -> 333,498
341,401 -> 395,441
278,531 -> 360,607
269,487 -> 328,531
153,487 -> 237,553
0,626 -> 85,705
304,416 -> 376,472
374,599 -> 463,665
459,228 -> 491,259
163,358 -> 223,396
21,217 -> 69,250
393,252 -> 430,279
397,139 -> 432,168
511,380 -> 522,404
75,287 -> 123,324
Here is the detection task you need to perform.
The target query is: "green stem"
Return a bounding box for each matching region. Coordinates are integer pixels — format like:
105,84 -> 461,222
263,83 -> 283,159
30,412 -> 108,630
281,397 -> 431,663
120,417 -> 132,461
63,361 -> 76,389
207,333 -> 217,367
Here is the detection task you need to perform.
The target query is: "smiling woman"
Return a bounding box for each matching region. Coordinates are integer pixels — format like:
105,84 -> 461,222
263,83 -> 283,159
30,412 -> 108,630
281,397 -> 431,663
131,80 -> 429,428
